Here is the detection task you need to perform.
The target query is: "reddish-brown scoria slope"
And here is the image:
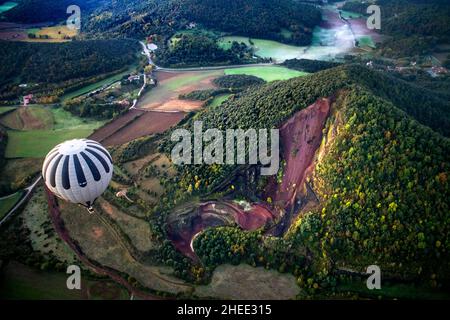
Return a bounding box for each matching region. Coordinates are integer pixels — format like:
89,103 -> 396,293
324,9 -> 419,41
168,201 -> 275,259
271,97 -> 331,210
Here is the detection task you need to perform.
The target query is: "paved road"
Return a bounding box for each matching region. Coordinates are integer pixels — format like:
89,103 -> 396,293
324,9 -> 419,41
0,176 -> 42,226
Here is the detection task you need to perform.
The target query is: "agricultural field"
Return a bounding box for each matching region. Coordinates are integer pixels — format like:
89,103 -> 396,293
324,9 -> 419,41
0,190 -> 23,219
357,35 -> 376,49
0,105 -> 53,130
0,158 -> 41,192
21,186 -> 78,264
59,200 -> 193,295
194,264 -> 300,299
224,66 -> 308,82
218,36 -> 306,62
2,106 -> 105,158
0,106 -> 16,115
138,70 -> 221,112
339,10 -> 364,20
25,25 -> 77,42
98,111 -> 185,146
60,66 -> 137,102
0,261 -> 130,300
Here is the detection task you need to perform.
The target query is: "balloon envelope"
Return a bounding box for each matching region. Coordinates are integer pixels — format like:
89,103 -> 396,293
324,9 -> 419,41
42,139 -> 113,209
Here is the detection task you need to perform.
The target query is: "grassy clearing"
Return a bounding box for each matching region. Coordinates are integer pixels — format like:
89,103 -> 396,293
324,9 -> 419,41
225,66 -> 308,82
6,128 -> 96,158
4,106 -> 105,158
138,70 -> 221,109
97,198 -> 156,252
61,66 -> 136,102
0,1 -> 17,14
218,36 -> 306,62
195,264 -> 300,299
340,10 -> 364,20
0,109 -> 21,129
0,261 -> 130,300
22,186 -> 78,264
209,94 -> 232,108
164,71 -> 222,91
0,190 -> 24,219
51,107 -> 104,130
0,106 -> 16,115
60,201 -> 192,294
27,106 -> 54,128
25,26 -> 77,42
357,36 -> 376,49
0,158 -> 41,192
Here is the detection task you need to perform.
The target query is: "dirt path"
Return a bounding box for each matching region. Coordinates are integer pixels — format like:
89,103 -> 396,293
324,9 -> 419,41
44,186 -> 166,300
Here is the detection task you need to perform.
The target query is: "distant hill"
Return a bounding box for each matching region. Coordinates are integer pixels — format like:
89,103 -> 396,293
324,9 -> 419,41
179,0 -> 321,45
343,0 -> 450,57
3,0 -> 107,23
0,39 -> 139,101
81,0 -> 321,45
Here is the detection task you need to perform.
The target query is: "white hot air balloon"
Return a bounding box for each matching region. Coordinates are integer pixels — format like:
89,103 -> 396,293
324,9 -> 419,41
42,139 -> 113,213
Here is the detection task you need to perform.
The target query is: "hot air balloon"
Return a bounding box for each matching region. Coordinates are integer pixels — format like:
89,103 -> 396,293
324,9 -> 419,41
42,139 -> 113,213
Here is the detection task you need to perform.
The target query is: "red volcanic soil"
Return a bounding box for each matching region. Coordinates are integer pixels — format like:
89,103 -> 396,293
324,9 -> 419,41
89,110 -> 185,146
168,216 -> 209,261
102,111 -> 185,146
169,201 -> 275,259
269,98 -> 331,210
214,202 -> 275,230
89,109 -> 143,143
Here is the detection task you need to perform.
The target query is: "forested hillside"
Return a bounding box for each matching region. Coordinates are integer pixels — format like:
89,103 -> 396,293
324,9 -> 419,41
0,39 -> 139,101
3,0 -> 106,23
180,0 -> 321,45
155,34 -> 252,67
157,65 -> 450,286
81,0 -> 321,45
343,0 -> 450,57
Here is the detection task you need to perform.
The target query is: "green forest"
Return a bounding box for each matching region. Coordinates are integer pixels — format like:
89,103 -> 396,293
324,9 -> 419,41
343,0 -> 450,57
81,0 -> 321,46
0,39 -> 139,102
179,0 -> 321,45
155,34 -> 258,67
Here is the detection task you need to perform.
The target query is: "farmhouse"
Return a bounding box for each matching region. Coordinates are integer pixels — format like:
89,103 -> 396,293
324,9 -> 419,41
147,43 -> 158,52
23,94 -> 33,106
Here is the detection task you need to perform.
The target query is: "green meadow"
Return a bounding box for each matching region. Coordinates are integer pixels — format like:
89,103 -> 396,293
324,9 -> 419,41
209,94 -> 232,108
5,106 -> 104,158
218,36 -> 306,62
357,36 -> 376,49
0,191 -> 24,219
225,66 -> 308,82
0,1 -> 17,14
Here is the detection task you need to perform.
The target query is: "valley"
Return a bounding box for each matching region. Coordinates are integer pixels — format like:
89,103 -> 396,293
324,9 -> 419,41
0,0 -> 449,301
